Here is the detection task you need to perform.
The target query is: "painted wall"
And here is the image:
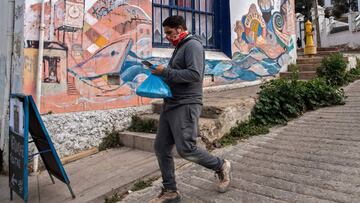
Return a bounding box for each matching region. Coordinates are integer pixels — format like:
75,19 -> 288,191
23,0 -> 153,113
226,0 -> 296,80
22,0 -> 296,114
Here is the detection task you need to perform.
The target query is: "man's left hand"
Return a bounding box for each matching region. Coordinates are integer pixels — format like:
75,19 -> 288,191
151,64 -> 165,75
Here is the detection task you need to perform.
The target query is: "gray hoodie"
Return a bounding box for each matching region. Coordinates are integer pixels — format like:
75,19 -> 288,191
161,35 -> 205,107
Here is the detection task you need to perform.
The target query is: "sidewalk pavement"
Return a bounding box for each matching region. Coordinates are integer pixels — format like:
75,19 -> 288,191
0,148 -> 187,203
122,81 -> 360,203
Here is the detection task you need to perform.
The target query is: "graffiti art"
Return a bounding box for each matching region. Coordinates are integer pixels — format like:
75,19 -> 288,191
22,0 -> 295,113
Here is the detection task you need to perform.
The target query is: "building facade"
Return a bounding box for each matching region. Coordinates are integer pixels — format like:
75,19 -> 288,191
17,0 -> 296,114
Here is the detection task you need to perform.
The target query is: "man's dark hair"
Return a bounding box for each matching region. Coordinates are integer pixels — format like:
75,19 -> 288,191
162,16 -> 187,30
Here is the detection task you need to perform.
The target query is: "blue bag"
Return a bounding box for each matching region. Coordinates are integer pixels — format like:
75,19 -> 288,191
136,74 -> 172,98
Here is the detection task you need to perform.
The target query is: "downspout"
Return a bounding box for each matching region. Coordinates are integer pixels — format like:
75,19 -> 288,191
34,0 -> 46,173
0,0 -> 15,153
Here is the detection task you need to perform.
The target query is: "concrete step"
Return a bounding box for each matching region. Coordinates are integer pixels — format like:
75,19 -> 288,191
151,101 -> 224,119
119,131 -> 157,153
297,50 -> 340,57
148,96 -> 255,144
296,57 -> 323,64
289,64 -> 321,72
119,131 -> 206,154
296,56 -> 349,64
298,47 -> 340,52
129,114 -> 220,146
280,71 -> 317,80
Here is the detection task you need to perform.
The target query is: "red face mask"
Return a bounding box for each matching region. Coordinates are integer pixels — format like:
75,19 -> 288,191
168,31 -> 189,46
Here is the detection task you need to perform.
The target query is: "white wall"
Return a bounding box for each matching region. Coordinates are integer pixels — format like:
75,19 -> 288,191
323,30 -> 360,48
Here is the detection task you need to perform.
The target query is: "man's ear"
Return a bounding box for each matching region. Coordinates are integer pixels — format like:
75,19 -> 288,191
176,26 -> 184,33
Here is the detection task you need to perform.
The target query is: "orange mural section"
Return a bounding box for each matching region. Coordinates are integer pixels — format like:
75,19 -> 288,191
23,0 -> 153,113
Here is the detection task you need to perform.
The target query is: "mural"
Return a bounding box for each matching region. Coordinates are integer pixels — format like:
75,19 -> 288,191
23,0 -> 154,113
22,0 -> 295,114
208,0 -> 295,82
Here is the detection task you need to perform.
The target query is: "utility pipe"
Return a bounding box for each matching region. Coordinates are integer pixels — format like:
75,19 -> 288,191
34,0 -> 46,174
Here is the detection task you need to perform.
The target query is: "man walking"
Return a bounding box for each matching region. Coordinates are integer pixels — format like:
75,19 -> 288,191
149,16 -> 231,203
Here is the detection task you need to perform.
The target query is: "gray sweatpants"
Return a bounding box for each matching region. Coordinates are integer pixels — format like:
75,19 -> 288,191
154,103 -> 223,191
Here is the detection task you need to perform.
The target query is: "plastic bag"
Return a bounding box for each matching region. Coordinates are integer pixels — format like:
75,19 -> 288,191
136,74 -> 172,98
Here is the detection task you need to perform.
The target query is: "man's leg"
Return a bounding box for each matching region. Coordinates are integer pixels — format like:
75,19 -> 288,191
154,109 -> 177,191
167,104 -> 223,171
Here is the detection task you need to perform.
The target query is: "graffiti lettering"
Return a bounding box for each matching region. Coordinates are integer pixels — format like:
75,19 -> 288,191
91,0 -> 128,19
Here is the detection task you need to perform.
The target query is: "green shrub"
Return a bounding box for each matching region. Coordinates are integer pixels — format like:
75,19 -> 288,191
218,119 -> 269,147
303,78 -> 345,110
128,115 -> 157,133
131,177 -> 158,192
218,77 -> 346,147
227,120 -> 269,139
317,53 -> 347,87
105,192 -> 122,203
218,135 -> 238,147
99,129 -> 123,151
251,78 -> 307,125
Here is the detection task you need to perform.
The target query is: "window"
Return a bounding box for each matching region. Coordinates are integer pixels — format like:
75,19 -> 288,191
152,0 -> 217,49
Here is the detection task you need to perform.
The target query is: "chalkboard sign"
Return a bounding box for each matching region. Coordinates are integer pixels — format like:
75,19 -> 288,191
9,130 -> 26,199
9,95 -> 75,203
8,95 -> 29,201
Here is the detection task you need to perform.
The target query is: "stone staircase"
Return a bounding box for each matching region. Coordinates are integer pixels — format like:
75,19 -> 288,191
119,86 -> 260,153
280,47 -> 347,80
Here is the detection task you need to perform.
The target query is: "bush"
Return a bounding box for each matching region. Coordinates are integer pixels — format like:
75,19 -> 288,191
251,79 -> 307,125
317,53 -> 347,87
227,120 -> 269,139
128,115 -> 157,133
99,129 -> 123,151
218,120 -> 269,147
218,77 -> 346,147
105,192 -> 122,203
303,78 -> 345,110
131,177 -> 158,192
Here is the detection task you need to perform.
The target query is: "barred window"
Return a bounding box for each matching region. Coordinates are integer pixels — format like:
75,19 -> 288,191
152,0 -> 217,49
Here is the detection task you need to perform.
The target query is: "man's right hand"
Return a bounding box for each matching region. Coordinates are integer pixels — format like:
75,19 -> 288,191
151,64 -> 165,76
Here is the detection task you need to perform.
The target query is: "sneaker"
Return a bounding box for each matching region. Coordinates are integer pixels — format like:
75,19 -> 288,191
149,187 -> 181,203
215,159 -> 231,193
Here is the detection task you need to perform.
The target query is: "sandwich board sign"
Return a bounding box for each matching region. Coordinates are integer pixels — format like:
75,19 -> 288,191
9,94 -> 75,202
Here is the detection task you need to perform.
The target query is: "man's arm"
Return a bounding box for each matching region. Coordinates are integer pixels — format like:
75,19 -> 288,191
152,41 -> 204,83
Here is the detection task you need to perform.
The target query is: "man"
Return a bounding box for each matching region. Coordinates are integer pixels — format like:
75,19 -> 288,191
149,16 -> 231,203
